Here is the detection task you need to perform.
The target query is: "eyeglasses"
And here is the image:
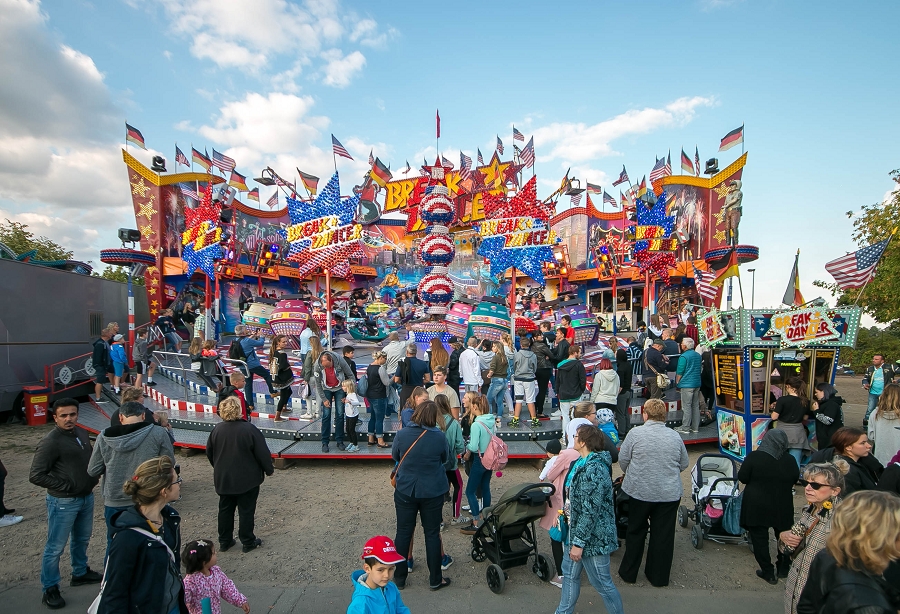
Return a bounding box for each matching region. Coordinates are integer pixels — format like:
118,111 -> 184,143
797,479 -> 830,490
170,476 -> 183,487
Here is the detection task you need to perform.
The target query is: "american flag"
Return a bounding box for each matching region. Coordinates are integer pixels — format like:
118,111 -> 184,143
513,127 -> 525,142
460,152 -> 472,178
211,149 -> 235,173
496,136 -> 504,155
664,152 -> 672,176
477,148 -> 484,165
611,165 -> 629,186
825,239 -> 890,289
175,145 -> 190,168
603,191 -> 617,207
693,264 -> 720,304
570,192 -> 582,206
403,160 -> 411,173
695,146 -> 701,177
649,157 -> 668,182
441,155 -> 454,169
519,137 -> 535,168
178,183 -> 199,200
331,135 -> 353,160
368,149 -> 374,166
266,191 -> 278,209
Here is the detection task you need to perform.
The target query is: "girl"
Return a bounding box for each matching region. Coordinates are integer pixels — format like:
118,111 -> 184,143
565,401 -> 598,449
342,379 -> 363,452
771,376 -> 812,467
811,383 -> 845,450
867,383 -> 900,466
400,386 -> 429,427
435,394 -> 465,523
460,390 -> 478,439
476,339 -> 495,395
182,539 -> 250,614
427,337 -> 450,373
300,336 -> 324,420
486,341 -> 509,425
269,334 -> 295,422
460,395 -> 495,536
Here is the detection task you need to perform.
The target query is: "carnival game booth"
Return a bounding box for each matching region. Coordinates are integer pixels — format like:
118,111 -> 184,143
703,305 -> 862,461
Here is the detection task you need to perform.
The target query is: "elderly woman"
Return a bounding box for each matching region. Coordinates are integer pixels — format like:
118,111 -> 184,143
617,398 -> 689,587
99,456 -> 187,613
554,425 -> 624,614
738,429 -> 801,584
797,490 -> 900,613
782,460 -> 848,614
392,401 -> 451,591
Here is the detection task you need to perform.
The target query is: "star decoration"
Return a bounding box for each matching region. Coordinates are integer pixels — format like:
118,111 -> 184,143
481,152 -> 511,191
502,161 -> 524,188
713,210 -> 726,225
146,266 -> 159,276
712,182 -> 732,199
180,177 -> 223,277
131,177 -> 150,198
631,191 -> 677,284
139,224 -> 156,238
136,200 -> 157,221
715,230 -> 726,242
182,241 -> 222,278
150,308 -> 158,317
151,299 -> 159,308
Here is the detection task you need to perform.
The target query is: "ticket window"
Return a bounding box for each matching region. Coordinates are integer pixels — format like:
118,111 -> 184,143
748,348 -> 835,415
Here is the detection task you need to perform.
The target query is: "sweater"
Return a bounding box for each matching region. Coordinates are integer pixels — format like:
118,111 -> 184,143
313,351 -> 355,398
564,451 -> 619,557
29,425 -> 98,498
183,566 -> 247,614
467,414 -> 496,453
590,369 -> 619,405
459,348 -> 482,386
347,570 -> 410,614
488,352 -> 508,378
238,336 -> 264,369
618,421 -> 689,502
868,413 -> 900,466
513,349 -> 537,381
556,359 -> 587,401
391,425 -> 449,499
206,420 -> 275,495
88,422 -> 176,508
675,349 -> 702,389
110,343 -> 127,365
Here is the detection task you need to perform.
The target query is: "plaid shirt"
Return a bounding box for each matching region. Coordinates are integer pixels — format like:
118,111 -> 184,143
784,504 -> 835,614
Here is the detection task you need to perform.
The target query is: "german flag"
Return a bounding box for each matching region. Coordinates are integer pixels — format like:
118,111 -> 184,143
719,125 -> 744,152
636,176 -> 647,198
228,169 -> 249,191
680,149 -> 694,174
710,249 -> 740,287
192,148 -> 212,171
125,123 -> 146,150
247,188 -> 259,202
297,169 -> 319,196
369,157 -> 393,188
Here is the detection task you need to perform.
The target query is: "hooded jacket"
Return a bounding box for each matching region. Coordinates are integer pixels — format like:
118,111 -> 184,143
591,368 -> 620,406
513,349 -> 537,381
313,350 -> 355,398
812,395 -> 844,449
29,425 -> 98,499
531,337 -> 555,371
88,421 -> 176,508
556,358 -> 587,401
347,570 -> 410,614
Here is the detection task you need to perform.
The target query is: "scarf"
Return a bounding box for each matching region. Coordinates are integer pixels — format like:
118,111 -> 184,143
758,428 -> 789,460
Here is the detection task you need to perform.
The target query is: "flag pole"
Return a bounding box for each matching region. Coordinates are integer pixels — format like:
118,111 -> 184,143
333,149 -> 337,174
742,123 -> 745,155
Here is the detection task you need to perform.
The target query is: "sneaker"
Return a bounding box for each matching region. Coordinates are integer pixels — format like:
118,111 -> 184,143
690,429 -> 699,433
348,444 -> 359,452
322,443 -> 330,453
441,554 -> 454,570
299,412 -> 313,420
550,410 -> 563,418
242,538 -> 262,553
461,505 -> 471,512
0,514 -> 23,528
147,381 -> 157,386
530,417 -> 541,429
336,442 -> 347,451
219,538 -> 237,552
407,557 -> 414,572
675,427 -> 691,434
459,523 -> 479,535
71,568 -> 102,586
550,575 -> 564,588
508,417 -> 520,428
42,586 -> 65,609
451,516 -> 472,525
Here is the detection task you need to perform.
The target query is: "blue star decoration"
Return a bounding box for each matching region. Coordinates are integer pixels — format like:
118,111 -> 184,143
182,241 -> 222,278
631,191 -> 675,254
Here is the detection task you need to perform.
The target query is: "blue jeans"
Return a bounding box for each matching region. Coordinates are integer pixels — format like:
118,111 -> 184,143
555,549 -> 624,614
42,493 -> 94,590
245,365 -> 274,407
321,388 -> 346,443
788,448 -> 803,467
367,397 -> 387,437
103,504 -> 130,564
487,378 -> 507,417
465,454 -> 492,518
866,393 -> 879,422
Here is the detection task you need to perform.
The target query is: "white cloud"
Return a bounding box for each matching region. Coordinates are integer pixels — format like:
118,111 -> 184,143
320,49 -> 365,88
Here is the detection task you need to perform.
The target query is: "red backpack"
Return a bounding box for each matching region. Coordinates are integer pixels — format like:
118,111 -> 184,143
478,422 -> 509,472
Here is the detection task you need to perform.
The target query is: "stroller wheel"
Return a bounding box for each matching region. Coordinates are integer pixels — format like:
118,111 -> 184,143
486,563 -> 506,594
678,505 -> 689,528
471,543 -> 487,563
690,524 -> 703,549
533,553 -> 553,581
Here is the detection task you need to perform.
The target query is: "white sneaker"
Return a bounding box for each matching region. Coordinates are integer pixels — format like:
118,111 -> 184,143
0,514 -> 23,528
462,505 -> 470,511
299,413 -> 312,420
550,410 -> 563,418
675,427 -> 691,434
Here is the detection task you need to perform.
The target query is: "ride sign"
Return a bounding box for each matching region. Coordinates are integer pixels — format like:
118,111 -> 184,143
765,307 -> 839,347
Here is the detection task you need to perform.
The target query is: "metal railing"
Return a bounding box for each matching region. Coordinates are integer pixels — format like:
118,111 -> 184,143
152,350 -> 249,400
44,352 -> 94,395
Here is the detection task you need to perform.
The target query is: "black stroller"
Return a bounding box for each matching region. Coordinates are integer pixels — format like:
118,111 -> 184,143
678,453 -> 751,550
470,483 -> 556,594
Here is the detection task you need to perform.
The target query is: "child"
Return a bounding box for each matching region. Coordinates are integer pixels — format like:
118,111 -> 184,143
110,334 -> 128,394
596,408 -> 620,445
343,379 -> 363,452
343,346 -> 358,382
219,371 -> 248,421
539,438 -> 562,481
182,539 -> 250,614
348,536 -> 410,614
192,339 -> 223,392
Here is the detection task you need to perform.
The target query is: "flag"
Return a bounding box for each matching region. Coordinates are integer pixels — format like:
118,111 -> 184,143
570,193 -> 582,206
680,149 -> 694,174
719,125 -> 744,152
649,157 -> 668,182
513,127 -> 525,142
693,264 -> 720,304
211,149 -> 236,173
460,152 -> 472,179
175,145 -> 190,168
228,169 -> 249,191
477,148 -> 484,165
611,165 -> 629,186
441,155 -> 454,169
436,109 -> 440,139
520,137 -> 535,168
710,249 -> 740,287
603,191 -> 617,207
694,146 -> 701,177
370,157 -> 393,187
247,188 -> 259,202
496,136 -> 504,155
125,123 -> 146,149
825,239 -> 890,289
191,147 -> 211,171
664,151 -> 672,176
297,169 -> 319,195
178,183 -> 199,200
368,149 -> 374,166
637,176 -> 647,198
782,251 -> 804,306
331,135 -> 353,160
620,191 -> 628,207
266,191 -> 278,209
586,182 -> 602,194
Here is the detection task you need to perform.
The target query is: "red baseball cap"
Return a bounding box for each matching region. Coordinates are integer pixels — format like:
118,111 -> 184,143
361,536 -> 405,565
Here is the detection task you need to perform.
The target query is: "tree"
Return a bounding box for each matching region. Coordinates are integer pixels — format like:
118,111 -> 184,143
839,325 -> 900,372
0,219 -> 73,262
92,265 -> 146,285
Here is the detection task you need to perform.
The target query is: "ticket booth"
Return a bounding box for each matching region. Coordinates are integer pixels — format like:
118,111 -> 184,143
705,306 -> 862,461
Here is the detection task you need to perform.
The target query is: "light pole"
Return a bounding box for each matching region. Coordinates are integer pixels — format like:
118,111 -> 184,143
747,268 -> 756,308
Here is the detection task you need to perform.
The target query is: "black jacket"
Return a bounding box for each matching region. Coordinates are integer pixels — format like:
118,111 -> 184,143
798,550 -> 900,614
738,450 -> 799,531
190,352 -> 220,378
206,420 -> 274,495
615,348 -> 633,391
553,338 -> 571,367
810,447 -> 883,495
531,338 -> 555,371
29,425 -> 98,498
877,462 -> 900,496
99,505 -> 188,614
344,357 -> 358,382
643,346 -> 668,380
92,338 -> 111,373
448,347 -> 463,388
556,359 -> 587,401
812,396 -> 844,449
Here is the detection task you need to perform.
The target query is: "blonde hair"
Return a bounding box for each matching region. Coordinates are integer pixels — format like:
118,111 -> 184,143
826,490 -> 900,574
308,336 -> 323,364
463,390 -> 479,409
218,396 -> 242,421
573,401 -> 595,419
642,399 -> 668,422
342,379 -> 356,393
875,383 -> 900,420
229,371 -> 245,384
122,456 -> 174,506
121,386 -> 144,404
188,337 -> 203,355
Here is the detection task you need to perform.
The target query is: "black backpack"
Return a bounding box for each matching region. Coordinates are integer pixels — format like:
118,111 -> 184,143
228,338 -> 247,361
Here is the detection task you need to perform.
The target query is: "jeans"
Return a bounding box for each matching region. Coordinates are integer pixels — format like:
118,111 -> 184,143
42,493 -> 94,590
164,332 -> 181,350
615,390 -> 632,437
865,393 -> 879,423
245,365 -> 274,407
217,486 -> 260,547
103,504 -> 130,564
646,377 -> 664,399
393,490 -> 445,588
320,388 -> 346,443
536,367 -> 552,414
465,454 -> 492,518
788,448 -> 803,467
555,549 -> 624,614
367,397 -> 387,437
679,387 -> 700,431
487,378 -> 507,417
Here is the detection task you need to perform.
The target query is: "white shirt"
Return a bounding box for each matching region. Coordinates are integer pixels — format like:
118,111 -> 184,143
539,455 -> 559,481
383,340 -> 408,375
460,348 -> 483,386
344,392 -> 363,418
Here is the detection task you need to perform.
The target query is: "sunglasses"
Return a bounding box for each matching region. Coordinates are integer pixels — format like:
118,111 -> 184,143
797,479 -> 830,490
170,476 -> 183,487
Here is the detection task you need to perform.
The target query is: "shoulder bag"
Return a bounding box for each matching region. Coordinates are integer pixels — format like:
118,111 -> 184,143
644,355 -> 670,389
390,430 -> 426,488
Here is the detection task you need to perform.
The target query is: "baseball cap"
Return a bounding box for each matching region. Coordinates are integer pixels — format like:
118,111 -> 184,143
361,536 -> 405,565
545,439 -> 562,455
447,335 -> 459,344
113,334 -> 124,342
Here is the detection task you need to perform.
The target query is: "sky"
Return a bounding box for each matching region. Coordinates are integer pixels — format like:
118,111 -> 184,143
1,0 -> 898,315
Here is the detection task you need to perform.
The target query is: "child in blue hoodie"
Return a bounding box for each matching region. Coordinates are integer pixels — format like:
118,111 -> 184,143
348,536 -> 410,614
110,333 -> 129,394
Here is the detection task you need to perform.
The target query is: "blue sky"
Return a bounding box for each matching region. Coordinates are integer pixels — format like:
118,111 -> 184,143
1,0 -> 898,315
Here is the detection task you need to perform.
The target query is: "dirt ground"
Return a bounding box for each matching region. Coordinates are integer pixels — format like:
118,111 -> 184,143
0,376 -> 867,597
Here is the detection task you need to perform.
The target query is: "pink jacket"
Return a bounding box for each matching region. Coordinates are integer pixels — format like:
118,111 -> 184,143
539,448 -> 580,531
183,566 -> 247,614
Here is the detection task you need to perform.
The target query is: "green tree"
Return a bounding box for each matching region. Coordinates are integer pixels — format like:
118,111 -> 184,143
92,265 -> 146,285
0,219 -> 73,261
840,326 -> 900,372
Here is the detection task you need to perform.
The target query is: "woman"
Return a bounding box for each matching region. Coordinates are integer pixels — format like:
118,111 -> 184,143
566,401 -> 598,450
500,332 -> 517,415
797,490 -> 900,614
459,396 -> 495,537
783,460 -> 848,614
827,428 -> 883,495
435,394 -> 465,523
392,401 -> 451,591
554,424 -> 624,614
771,376 -> 811,467
673,323 -> 686,345
540,442 -> 580,588
738,429 -> 801,584
400,386 -> 429,427
99,456 -> 187,614
269,334 -> 294,422
811,383 -> 844,450
475,339 -> 494,395
648,314 -> 663,341
427,338 -> 450,373
365,351 -> 391,448
486,341 -> 509,424
300,336 -> 324,420
590,358 -> 619,412
617,398 -> 689,587
531,332 -> 555,418
868,383 -> 900,466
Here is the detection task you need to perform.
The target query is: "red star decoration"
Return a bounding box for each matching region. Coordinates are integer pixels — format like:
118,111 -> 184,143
481,176 -> 555,221
503,161 -> 524,188
183,180 -> 221,230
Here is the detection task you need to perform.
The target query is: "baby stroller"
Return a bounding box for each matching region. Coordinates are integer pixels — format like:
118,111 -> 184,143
470,483 -> 556,594
678,454 -> 751,550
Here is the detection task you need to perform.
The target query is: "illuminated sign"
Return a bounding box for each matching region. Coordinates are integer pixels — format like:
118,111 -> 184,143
765,307 -> 839,346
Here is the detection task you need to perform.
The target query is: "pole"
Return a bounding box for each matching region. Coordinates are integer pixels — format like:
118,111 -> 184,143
509,267 -> 517,340
747,269 -> 756,309
127,264 -> 135,367
611,273 -> 618,335
325,268 -> 333,348
727,277 -> 733,310
214,274 -> 221,342
736,269 -> 746,307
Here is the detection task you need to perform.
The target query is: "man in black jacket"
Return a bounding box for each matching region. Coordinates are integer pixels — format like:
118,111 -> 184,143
643,340 -> 669,400
615,347 -> 634,436
446,336 -> 463,394
92,328 -> 112,401
29,398 -> 101,609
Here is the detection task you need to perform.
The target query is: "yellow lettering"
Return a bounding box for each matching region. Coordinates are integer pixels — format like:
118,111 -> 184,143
445,171 -> 461,197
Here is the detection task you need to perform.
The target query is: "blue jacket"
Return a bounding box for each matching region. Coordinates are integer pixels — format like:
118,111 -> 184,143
239,336 -> 264,369
564,451 -> 618,558
391,424 -> 449,499
110,344 -> 128,365
675,349 -> 702,389
347,570 -> 410,614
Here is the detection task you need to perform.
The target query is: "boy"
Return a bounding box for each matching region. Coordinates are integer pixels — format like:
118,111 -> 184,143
539,438 -> 562,481
348,536 -> 410,614
342,346 -> 358,382
219,371 -> 249,420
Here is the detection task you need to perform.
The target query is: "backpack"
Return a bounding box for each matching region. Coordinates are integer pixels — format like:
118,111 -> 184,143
477,422 -> 509,472
228,338 -> 247,361
357,374 -> 369,397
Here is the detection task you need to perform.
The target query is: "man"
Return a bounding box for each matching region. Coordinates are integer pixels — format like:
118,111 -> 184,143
91,328 -> 113,402
108,387 -> 154,426
661,328 -> 680,368
131,328 -> 156,388
556,345 -> 586,426
314,348 -> 355,452
674,338 -> 703,434
531,332 -> 555,418
383,332 -> 407,415
553,327 -> 571,367
446,336 -> 464,393
511,337 -> 540,429
539,321 -> 556,345
29,399 -> 101,609
862,354 -> 896,427
236,324 -> 275,412
427,366 -> 460,417
615,343 -> 634,437
460,337 -> 483,394
394,343 -> 431,409
643,339 -> 669,400
627,335 -> 644,379
88,401 -> 175,560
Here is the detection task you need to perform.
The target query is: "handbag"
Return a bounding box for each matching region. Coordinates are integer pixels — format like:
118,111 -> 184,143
722,490 -> 743,536
778,515 -> 821,561
549,510 -> 568,543
644,356 -> 669,389
390,430 -> 426,488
